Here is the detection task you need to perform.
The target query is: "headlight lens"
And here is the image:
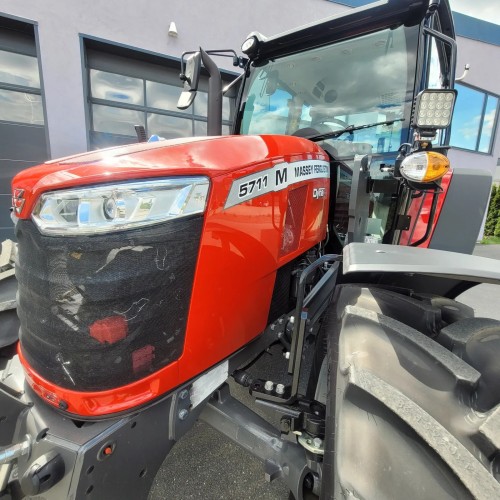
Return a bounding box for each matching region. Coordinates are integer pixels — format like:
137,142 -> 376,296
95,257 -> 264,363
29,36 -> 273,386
400,151 -> 450,183
32,177 -> 210,235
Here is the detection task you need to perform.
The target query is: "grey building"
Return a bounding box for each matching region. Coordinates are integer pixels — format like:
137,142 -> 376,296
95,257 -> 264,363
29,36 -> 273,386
0,0 -> 499,241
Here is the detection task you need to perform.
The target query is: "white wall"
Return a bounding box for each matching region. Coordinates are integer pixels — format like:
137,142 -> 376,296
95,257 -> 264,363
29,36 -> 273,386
0,0 -> 348,158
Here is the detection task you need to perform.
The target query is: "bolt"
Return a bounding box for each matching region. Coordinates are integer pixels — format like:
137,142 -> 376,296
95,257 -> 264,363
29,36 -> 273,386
179,389 -> 189,400
276,384 -> 285,395
264,380 -> 274,392
178,409 -> 189,420
313,437 -> 322,448
281,418 -> 291,433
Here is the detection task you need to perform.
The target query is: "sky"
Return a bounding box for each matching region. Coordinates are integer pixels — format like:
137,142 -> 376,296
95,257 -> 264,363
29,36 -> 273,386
449,0 -> 500,25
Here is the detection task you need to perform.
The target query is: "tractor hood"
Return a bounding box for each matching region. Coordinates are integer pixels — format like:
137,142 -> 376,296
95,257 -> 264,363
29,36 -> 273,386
12,134 -> 327,220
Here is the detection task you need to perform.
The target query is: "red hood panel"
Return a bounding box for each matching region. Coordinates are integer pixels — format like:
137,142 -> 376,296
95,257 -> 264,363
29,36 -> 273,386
12,135 -> 327,218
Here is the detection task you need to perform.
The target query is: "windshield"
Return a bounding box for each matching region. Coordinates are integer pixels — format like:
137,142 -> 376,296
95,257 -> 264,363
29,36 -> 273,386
239,25 -> 419,159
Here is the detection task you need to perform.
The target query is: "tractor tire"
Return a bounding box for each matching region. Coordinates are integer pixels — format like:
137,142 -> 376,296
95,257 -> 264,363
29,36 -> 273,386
318,284 -> 500,500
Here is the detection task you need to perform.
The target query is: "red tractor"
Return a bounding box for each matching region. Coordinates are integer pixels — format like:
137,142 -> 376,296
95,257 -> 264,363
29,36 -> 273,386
1,0 -> 500,498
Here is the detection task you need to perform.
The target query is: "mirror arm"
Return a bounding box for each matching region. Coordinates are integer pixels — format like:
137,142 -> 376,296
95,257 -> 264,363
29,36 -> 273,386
200,48 -> 223,136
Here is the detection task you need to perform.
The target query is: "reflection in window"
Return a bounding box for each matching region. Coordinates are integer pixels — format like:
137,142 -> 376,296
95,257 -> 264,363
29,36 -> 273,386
479,95 -> 499,153
88,65 -> 235,149
451,84 -> 499,154
194,120 -> 207,136
240,25 -> 416,156
92,104 -> 144,136
146,81 -> 188,113
0,49 -> 44,125
194,91 -> 208,117
0,50 -> 40,88
90,70 -> 144,105
0,89 -> 44,124
147,113 -> 192,139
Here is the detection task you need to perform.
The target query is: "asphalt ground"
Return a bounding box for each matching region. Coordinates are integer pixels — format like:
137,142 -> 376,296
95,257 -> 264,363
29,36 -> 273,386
149,245 -> 500,500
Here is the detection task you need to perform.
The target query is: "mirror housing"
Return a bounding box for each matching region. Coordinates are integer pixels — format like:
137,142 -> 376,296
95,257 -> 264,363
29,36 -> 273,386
177,52 -> 201,110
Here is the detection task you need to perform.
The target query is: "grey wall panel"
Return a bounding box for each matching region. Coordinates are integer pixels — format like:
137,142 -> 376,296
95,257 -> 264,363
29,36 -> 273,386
0,121 -> 46,242
0,194 -> 14,242
0,122 -> 48,161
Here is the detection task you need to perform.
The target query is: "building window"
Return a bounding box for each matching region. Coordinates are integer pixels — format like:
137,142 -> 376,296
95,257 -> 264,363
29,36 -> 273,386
0,17 -> 48,242
85,41 -> 236,150
0,49 -> 44,125
450,83 -> 499,154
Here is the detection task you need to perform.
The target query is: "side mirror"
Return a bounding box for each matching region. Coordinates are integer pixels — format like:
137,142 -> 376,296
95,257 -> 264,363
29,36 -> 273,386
177,52 -> 201,110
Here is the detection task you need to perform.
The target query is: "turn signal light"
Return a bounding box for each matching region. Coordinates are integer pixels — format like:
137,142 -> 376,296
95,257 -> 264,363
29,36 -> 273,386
400,151 -> 450,183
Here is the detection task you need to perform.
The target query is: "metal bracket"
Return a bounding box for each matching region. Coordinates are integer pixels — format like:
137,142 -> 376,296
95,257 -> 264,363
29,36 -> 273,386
250,255 -> 340,404
347,154 -> 372,244
395,214 -> 411,230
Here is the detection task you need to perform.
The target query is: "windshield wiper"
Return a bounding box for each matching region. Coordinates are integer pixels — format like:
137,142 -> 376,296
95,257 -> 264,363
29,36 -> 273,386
305,118 -> 405,143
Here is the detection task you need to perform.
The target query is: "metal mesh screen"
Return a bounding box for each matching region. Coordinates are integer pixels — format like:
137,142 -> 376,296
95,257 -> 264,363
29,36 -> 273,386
16,216 -> 203,391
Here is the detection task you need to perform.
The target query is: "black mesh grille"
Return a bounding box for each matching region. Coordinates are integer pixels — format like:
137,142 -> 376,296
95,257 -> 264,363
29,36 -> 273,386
280,186 -> 308,257
16,217 -> 203,391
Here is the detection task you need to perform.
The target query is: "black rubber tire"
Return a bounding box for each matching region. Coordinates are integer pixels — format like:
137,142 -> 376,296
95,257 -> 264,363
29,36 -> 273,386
319,284 -> 500,500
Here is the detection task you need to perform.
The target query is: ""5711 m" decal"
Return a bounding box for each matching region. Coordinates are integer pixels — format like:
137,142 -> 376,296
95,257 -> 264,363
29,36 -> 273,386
225,160 -> 329,209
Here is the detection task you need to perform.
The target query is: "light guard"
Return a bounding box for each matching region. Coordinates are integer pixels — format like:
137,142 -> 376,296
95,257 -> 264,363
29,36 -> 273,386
32,177 -> 210,236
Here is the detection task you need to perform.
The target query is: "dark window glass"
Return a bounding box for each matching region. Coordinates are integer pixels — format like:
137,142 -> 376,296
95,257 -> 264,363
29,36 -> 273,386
222,96 -> 232,122
0,89 -> 44,124
0,50 -> 40,88
92,104 -> 144,136
478,95 -> 499,153
90,70 -> 144,105
194,120 -> 207,136
146,81 -> 189,113
451,84 -> 499,154
147,113 -> 193,139
450,85 -> 484,150
87,52 -> 235,149
194,91 -> 208,117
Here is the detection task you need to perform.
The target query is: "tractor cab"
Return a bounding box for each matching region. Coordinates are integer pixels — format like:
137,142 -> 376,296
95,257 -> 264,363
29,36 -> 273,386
181,0 -> 466,251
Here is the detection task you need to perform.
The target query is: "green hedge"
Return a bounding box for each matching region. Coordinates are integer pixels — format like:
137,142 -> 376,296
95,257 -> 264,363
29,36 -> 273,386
485,185 -> 500,238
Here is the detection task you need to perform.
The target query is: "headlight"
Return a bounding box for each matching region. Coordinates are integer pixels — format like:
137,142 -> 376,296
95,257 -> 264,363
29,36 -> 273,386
400,151 -> 450,183
32,177 -> 210,236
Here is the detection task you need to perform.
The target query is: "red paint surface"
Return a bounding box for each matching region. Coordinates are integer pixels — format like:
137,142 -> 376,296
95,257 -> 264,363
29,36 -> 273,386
399,170 -> 453,247
14,135 -> 330,416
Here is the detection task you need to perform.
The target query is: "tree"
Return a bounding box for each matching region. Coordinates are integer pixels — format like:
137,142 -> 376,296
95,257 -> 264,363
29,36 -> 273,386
485,184 -> 499,237
495,209 -> 500,238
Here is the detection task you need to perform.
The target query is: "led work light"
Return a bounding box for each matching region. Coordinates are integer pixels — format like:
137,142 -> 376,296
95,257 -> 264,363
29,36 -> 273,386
413,89 -> 457,129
